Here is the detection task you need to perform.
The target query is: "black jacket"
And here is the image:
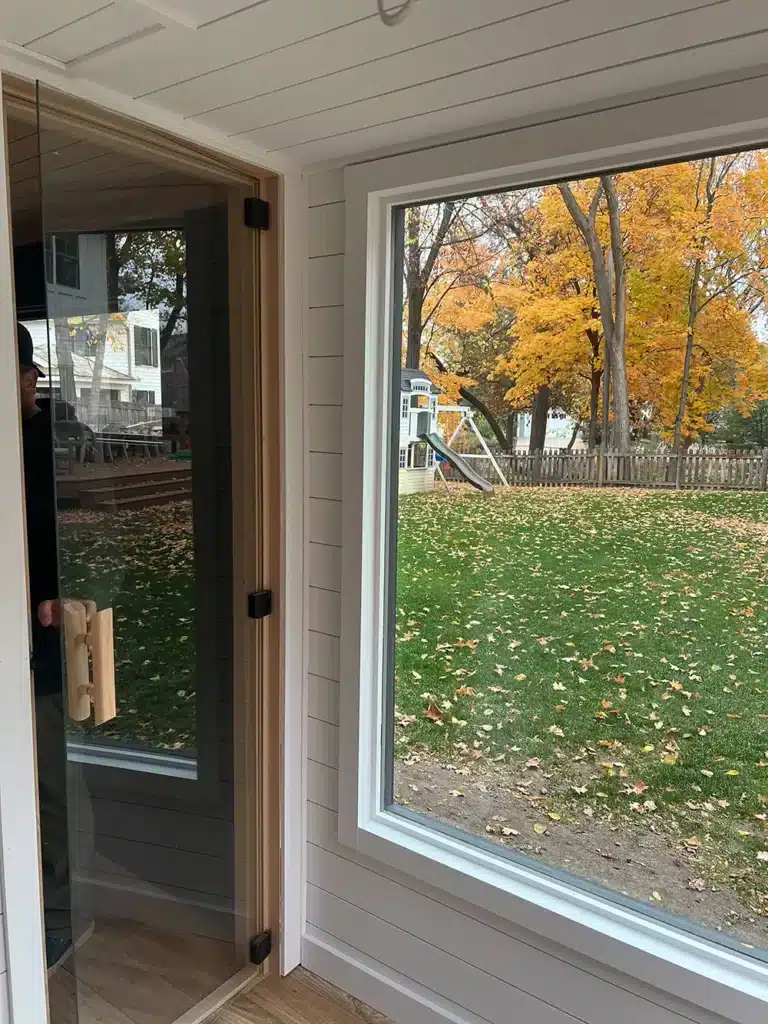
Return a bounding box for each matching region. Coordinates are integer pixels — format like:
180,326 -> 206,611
22,399 -> 62,696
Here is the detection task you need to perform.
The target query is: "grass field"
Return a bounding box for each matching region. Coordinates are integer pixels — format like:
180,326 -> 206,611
394,487 -> 768,930
59,501 -> 196,752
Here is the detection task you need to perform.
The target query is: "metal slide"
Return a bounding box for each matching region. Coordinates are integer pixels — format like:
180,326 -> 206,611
419,433 -> 494,494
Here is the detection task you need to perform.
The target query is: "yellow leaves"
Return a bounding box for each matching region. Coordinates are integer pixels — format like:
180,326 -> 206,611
533,823 -> 547,835
725,769 -> 740,776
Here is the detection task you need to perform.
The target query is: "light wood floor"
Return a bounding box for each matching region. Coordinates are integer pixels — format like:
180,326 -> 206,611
210,969 -> 391,1024
48,917 -> 240,1024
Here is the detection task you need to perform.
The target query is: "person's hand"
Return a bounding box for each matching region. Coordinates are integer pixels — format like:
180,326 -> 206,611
38,599 -> 62,628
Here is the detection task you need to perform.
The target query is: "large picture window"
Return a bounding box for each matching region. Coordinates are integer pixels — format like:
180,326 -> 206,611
386,151 -> 768,960
340,86 -> 768,1022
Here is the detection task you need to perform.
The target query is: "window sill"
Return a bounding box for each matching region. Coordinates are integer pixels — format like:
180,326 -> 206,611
67,740 -> 197,779
340,803 -> 768,1023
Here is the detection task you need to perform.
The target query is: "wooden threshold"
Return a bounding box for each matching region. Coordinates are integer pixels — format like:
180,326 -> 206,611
207,968 -> 391,1024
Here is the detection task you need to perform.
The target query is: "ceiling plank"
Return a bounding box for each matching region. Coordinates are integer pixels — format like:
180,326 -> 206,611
271,33 -> 768,163
0,0 -> 108,47
62,0 -> 377,98
148,0 -> 565,118
203,0 -> 722,134
28,3 -> 159,62
245,1 -> 768,151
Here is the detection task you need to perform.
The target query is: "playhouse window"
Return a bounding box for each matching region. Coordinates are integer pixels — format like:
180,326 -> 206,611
398,448 -> 407,469
401,396 -> 409,419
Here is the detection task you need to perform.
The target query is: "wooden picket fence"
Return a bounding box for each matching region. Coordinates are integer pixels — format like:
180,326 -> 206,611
445,450 -> 768,491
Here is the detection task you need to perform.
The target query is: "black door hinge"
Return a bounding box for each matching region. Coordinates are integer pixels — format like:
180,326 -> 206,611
244,197 -> 270,230
249,931 -> 272,965
248,590 -> 273,620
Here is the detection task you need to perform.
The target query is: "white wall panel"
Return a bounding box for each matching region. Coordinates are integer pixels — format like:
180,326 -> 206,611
308,674 -> 340,726
309,453 -> 342,502
307,357 -> 343,406
309,203 -> 345,258
307,761 -> 339,814
307,717 -> 339,770
308,255 -> 344,309
308,498 -> 342,547
308,406 -> 342,454
309,588 -> 342,639
308,306 -> 344,357
308,631 -> 341,684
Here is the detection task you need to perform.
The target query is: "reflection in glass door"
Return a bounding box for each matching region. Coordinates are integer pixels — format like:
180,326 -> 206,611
7,82 -> 260,1023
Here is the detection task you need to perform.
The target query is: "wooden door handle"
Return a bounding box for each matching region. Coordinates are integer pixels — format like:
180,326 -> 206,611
62,601 -> 117,725
90,608 -> 116,725
63,601 -> 90,722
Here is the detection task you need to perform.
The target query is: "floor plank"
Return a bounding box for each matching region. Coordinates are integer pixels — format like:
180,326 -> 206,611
211,969 -> 390,1024
47,917 -> 240,1024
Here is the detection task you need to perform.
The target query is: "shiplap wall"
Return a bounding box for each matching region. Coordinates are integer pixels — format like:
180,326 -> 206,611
302,169 -> 734,1024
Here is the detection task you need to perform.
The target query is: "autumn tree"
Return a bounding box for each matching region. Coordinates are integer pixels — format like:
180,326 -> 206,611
116,229 -> 186,348
557,176 -> 630,450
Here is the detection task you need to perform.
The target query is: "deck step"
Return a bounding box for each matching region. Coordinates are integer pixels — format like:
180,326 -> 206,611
89,488 -> 192,511
80,476 -> 192,506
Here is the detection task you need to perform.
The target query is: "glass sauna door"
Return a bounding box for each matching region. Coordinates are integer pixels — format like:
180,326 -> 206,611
7,82 -> 261,1024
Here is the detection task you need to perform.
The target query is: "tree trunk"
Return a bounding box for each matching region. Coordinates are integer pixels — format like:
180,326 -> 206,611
106,233 -> 121,314
54,322 -> 76,409
529,385 -> 550,452
505,413 -> 517,452
458,385 -> 510,452
160,272 -> 185,351
405,286 -> 424,368
87,334 -> 106,427
602,176 -> 630,451
558,178 -> 630,451
403,202 -> 456,369
589,368 -> 601,449
672,264 -> 701,453
566,420 -> 581,451
673,158 -> 718,453
601,340 -> 611,451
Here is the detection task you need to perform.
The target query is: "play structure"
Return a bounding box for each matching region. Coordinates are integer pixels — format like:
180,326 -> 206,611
397,368 -> 507,494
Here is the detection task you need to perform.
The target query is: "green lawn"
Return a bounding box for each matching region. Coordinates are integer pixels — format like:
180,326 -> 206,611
394,487 -> 768,917
59,501 -> 196,751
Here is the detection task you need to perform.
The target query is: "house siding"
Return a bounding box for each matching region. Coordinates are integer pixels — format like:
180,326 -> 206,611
302,169 -> 732,1024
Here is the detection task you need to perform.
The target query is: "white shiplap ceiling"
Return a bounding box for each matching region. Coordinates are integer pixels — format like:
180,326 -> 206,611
1,0 -> 767,168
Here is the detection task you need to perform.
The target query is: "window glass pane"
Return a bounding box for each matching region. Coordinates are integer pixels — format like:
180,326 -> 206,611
386,150 -> 768,960
134,325 -> 159,367
53,233 -> 80,289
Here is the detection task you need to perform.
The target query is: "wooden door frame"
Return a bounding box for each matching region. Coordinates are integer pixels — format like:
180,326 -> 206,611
1,73 -> 287,1022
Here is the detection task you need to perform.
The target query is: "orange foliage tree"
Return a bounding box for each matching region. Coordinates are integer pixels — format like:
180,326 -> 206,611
493,155 -> 768,447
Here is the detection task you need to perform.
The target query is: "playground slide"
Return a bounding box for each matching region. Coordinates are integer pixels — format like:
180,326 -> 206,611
419,433 -> 493,494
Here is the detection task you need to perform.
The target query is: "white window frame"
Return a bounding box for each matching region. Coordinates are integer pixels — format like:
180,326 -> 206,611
339,76 -> 768,1023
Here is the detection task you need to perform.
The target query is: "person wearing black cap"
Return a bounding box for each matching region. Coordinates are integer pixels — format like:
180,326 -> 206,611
18,322 -> 73,971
